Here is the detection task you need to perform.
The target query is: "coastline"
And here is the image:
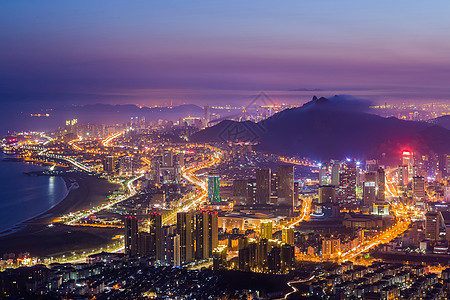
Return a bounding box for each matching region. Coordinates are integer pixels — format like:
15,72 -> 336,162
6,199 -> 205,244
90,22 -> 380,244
0,172 -> 122,257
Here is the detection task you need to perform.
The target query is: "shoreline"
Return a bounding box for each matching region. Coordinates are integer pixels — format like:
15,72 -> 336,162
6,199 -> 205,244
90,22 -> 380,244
0,171 -> 122,257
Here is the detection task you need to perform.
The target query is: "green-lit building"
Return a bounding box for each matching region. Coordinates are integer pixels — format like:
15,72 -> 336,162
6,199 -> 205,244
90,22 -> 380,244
208,172 -> 221,203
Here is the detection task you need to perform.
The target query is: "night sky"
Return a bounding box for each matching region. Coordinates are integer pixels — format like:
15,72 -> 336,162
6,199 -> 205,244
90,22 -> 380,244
2,1 -> 450,106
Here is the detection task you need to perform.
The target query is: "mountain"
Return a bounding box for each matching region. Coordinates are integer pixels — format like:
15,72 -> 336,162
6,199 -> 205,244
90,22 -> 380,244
190,96 -> 450,161
428,115 -> 450,131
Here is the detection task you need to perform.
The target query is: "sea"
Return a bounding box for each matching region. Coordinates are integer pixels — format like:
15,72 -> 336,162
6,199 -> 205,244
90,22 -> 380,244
0,154 -> 68,235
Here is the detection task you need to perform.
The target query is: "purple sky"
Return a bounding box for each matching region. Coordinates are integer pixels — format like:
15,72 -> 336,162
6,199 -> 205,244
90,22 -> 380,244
1,1 -> 450,106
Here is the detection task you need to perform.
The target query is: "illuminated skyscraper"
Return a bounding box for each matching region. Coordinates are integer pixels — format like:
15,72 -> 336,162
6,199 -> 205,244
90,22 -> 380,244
282,226 -> 294,245
337,160 -> 357,203
377,167 -> 386,202
260,220 -> 273,240
402,150 -> 414,180
125,216 -> 138,256
207,171 -> 221,203
256,169 -> 271,205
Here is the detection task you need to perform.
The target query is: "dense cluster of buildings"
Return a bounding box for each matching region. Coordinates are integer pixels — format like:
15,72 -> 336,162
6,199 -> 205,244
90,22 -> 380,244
124,211 -> 218,266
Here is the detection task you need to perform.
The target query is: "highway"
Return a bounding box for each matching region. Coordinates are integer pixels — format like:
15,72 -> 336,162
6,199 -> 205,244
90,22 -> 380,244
162,148 -> 222,225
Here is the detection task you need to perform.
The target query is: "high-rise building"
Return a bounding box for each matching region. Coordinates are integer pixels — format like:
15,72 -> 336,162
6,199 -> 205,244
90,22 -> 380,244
398,165 -> 408,187
194,211 -> 218,260
282,226 -> 294,245
366,159 -> 379,172
125,216 -> 138,256
363,171 -> 377,207
277,165 -> 294,207
318,185 -> 336,204
260,220 -> 273,240
207,171 -> 221,203
212,245 -> 227,270
149,213 -> 162,260
267,246 -> 281,274
177,212 -> 194,264
425,211 -> 440,241
318,164 -> 329,185
247,178 -> 257,205
443,154 -> 450,178
103,156 -> 117,173
445,186 -> 450,203
271,172 -> 278,204
174,152 -> 185,169
331,161 -> 341,187
337,160 -> 357,203
162,150 -> 173,167
413,176 -> 426,203
138,231 -> 152,257
294,181 -> 300,206
256,169 -> 271,205
377,167 -> 386,202
281,244 -> 295,272
402,150 -> 414,180
204,106 -> 211,126
119,155 -> 133,176
232,179 -> 248,205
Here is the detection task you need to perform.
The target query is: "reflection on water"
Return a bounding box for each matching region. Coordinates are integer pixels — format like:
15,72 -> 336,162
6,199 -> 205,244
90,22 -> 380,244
0,156 -> 68,233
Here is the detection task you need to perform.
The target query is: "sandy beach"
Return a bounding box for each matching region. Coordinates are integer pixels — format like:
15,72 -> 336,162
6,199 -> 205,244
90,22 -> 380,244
0,172 -> 122,257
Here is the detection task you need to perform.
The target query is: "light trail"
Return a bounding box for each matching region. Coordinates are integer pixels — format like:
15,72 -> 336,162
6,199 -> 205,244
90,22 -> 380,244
288,197 -> 312,227
102,131 -> 123,147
